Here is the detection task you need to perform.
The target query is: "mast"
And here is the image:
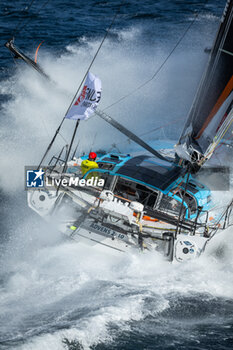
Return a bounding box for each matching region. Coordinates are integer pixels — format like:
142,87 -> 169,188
36,4 -> 122,169
177,0 -> 233,166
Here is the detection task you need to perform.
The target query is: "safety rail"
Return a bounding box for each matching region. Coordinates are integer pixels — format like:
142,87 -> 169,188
47,145 -> 69,173
223,199 -> 233,229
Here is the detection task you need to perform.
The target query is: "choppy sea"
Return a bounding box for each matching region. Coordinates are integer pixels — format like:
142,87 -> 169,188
0,1 -> 233,349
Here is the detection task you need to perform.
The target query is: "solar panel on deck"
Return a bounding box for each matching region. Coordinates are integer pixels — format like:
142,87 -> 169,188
117,155 -> 184,191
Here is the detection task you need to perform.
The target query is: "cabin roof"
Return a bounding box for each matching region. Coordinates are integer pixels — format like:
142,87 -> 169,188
115,155 -> 185,191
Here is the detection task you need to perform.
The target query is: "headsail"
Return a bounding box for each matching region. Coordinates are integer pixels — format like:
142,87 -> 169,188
177,0 -> 233,165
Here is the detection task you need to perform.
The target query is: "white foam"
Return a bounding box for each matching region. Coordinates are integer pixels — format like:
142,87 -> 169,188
0,23 -> 210,192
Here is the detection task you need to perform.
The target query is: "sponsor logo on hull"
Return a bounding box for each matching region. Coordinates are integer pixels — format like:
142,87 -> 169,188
88,222 -> 127,241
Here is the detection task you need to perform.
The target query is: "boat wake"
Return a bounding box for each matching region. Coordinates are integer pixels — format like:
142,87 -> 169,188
0,210 -> 233,349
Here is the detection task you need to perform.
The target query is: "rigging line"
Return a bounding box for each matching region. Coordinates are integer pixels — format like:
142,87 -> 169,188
139,117 -> 185,137
61,2 -> 208,157
12,0 -> 51,37
11,0 -> 37,34
3,0 -> 36,17
64,2 -> 123,117
24,0 -> 36,12
55,3 -> 124,190
58,132 -> 69,145
103,1 -> 210,112
201,117 -> 233,164
104,116 -> 185,151
38,2 -> 122,169
203,199 -> 233,249
215,132 -> 233,151
175,166 -> 191,239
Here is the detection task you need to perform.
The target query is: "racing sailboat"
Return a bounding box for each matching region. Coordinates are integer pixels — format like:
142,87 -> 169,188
23,0 -> 233,262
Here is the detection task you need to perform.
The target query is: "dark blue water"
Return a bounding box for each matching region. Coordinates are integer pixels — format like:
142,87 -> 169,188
1,1 -> 233,349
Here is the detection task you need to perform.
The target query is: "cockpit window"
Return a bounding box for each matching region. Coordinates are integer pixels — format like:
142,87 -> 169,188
98,162 -> 116,170
158,195 -> 183,217
114,177 -> 158,209
135,183 -> 158,209
100,157 -> 122,164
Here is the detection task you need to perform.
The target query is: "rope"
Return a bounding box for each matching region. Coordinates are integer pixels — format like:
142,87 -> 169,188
199,111 -> 233,165
215,132 -> 233,151
84,0 -> 210,145
38,1 -> 122,168
56,3 -> 124,192
107,116 -> 185,151
3,0 -> 36,16
139,117 -> 185,138
24,0 -> 36,12
103,0 -> 210,112
64,3 -> 122,117
58,132 -> 69,145
12,0 -> 51,37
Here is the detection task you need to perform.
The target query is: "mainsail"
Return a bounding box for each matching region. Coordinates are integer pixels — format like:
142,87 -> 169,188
177,0 -> 233,165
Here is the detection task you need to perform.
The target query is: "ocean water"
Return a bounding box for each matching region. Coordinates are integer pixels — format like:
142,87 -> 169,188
0,0 -> 233,349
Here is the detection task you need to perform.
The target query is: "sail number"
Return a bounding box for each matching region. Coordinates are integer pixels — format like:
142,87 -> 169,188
89,222 -> 126,240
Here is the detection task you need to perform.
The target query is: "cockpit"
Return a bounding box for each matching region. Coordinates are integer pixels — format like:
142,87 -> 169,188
83,153 -> 212,220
